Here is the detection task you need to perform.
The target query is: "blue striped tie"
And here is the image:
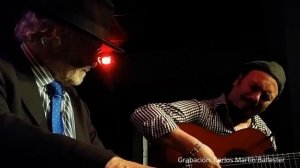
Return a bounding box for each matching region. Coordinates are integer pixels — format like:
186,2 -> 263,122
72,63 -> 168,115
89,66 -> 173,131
49,81 -> 64,134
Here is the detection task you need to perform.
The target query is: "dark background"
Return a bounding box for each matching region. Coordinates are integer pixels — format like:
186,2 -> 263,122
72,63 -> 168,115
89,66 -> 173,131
1,0 -> 300,163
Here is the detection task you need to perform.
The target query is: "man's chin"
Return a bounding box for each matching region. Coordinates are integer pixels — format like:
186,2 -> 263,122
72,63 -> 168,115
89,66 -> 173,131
71,79 -> 84,86
66,77 -> 84,86
242,108 -> 261,118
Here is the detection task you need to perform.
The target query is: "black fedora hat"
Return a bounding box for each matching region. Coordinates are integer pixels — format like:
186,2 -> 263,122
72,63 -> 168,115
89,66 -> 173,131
27,0 -> 125,53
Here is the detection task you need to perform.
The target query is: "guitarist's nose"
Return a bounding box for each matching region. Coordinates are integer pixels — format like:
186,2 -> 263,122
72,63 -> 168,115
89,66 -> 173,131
248,91 -> 261,105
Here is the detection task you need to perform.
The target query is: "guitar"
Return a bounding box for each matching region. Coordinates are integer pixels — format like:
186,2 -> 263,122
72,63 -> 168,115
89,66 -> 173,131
148,123 -> 300,168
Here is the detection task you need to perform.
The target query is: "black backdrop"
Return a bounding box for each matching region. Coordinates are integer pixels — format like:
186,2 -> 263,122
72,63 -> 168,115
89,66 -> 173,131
77,0 -> 295,160
1,0 -> 299,162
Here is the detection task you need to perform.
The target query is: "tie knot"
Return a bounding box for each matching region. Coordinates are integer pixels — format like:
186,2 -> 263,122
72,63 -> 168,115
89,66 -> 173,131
49,81 -> 63,96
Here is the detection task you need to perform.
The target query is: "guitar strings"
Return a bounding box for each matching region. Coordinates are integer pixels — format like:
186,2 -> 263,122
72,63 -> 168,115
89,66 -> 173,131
220,152 -> 300,167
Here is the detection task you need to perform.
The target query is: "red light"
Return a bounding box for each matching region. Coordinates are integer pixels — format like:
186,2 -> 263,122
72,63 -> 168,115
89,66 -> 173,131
98,56 -> 112,65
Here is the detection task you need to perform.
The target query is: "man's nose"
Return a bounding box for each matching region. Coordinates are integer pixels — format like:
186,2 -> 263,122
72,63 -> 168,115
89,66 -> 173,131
250,91 -> 261,104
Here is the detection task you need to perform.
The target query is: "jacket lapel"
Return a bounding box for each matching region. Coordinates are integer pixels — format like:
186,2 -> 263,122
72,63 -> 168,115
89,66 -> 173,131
17,63 -> 48,128
19,76 -> 48,128
6,46 -> 48,129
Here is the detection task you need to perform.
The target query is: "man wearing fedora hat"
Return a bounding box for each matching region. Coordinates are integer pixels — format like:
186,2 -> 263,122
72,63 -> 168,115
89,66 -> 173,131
0,0 -> 152,167
131,60 -> 286,168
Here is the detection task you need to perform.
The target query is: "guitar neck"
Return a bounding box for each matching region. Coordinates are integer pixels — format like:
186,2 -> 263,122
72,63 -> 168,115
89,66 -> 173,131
220,152 -> 300,168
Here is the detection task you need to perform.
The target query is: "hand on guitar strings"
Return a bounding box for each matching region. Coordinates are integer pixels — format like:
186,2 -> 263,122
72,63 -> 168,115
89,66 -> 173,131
191,142 -> 221,168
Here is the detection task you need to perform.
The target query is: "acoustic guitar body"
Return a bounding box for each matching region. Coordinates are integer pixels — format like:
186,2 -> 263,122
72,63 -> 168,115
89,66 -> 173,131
148,123 -> 274,168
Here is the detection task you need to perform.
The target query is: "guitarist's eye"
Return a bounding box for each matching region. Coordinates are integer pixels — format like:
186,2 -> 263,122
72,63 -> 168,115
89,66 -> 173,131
249,84 -> 273,102
250,85 -> 260,92
260,93 -> 272,102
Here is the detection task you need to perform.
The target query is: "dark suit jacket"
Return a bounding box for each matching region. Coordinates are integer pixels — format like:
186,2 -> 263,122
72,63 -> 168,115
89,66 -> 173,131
0,49 -> 116,167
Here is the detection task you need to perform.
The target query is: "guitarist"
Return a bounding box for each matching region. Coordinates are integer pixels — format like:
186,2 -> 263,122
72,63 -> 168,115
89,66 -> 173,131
131,60 -> 286,168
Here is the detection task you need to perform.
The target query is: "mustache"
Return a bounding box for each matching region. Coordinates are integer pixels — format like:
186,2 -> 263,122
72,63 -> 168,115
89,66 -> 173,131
241,96 -> 259,106
240,96 -> 265,114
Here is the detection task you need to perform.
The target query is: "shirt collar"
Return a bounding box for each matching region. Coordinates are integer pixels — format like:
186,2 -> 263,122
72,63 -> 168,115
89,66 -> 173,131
20,43 -> 55,87
211,93 -> 236,128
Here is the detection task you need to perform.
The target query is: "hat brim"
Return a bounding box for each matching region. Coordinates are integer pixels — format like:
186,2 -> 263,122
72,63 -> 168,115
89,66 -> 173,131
29,0 -> 125,53
51,11 -> 125,53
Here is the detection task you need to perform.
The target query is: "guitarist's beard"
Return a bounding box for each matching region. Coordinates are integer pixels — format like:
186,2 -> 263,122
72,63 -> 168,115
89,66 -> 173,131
227,101 -> 253,126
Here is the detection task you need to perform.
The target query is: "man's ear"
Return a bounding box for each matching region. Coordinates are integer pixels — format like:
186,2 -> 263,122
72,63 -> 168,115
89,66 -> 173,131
25,32 -> 35,41
42,26 -> 64,48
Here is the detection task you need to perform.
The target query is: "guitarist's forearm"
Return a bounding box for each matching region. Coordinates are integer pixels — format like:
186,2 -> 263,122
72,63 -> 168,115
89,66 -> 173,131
157,127 -> 221,167
158,127 -> 202,156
